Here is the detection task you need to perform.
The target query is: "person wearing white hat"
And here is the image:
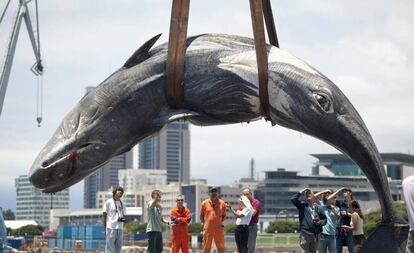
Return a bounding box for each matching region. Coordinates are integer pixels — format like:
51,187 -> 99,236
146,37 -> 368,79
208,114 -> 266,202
226,196 -> 253,253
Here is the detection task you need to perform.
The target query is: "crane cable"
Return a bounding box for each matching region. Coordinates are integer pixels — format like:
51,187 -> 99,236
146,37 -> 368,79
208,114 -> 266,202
34,0 -> 43,127
36,75 -> 43,127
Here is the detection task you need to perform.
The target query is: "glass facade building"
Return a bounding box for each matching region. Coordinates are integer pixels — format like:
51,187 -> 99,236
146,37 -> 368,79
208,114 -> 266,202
83,151 -> 133,208
312,153 -> 414,180
15,175 -> 69,228
138,120 -> 190,184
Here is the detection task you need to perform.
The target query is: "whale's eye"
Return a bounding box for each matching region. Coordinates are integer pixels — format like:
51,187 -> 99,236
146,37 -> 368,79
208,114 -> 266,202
313,93 -> 331,112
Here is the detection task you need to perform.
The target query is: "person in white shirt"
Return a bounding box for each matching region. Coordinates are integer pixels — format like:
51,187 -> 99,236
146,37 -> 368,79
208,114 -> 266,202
102,186 -> 126,253
341,200 -> 365,253
403,176 -> 414,253
225,196 -> 253,253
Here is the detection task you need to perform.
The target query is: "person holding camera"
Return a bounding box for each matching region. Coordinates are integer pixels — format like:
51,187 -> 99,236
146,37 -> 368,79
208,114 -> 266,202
314,189 -> 340,253
225,196 -> 253,253
102,186 -> 127,253
328,187 -> 354,253
340,200 -> 365,253
146,190 -> 171,253
291,188 -> 327,253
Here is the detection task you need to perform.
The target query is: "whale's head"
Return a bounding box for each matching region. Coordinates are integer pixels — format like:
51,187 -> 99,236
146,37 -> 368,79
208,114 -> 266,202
29,83 -> 136,192
29,35 -> 166,193
267,46 -> 394,221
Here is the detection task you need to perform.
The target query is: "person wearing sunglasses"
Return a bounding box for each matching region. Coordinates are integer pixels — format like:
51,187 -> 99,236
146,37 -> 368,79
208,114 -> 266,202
170,195 -> 191,253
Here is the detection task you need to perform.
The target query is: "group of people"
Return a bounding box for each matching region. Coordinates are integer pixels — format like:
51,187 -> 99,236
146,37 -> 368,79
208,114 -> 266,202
102,186 -> 261,253
292,187 -> 365,253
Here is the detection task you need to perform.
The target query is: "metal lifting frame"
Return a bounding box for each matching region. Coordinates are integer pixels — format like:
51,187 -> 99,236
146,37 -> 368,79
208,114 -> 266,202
165,0 -> 279,119
0,0 -> 43,117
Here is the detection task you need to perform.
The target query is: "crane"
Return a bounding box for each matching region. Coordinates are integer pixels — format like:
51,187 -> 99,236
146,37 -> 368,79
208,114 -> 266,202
0,0 -> 44,126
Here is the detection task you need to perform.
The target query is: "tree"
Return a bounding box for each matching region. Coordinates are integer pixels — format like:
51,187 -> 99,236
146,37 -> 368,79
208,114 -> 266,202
265,220 -> 298,233
11,225 -> 43,236
2,209 -> 15,220
124,221 -> 147,234
188,223 -> 203,235
364,203 -> 408,235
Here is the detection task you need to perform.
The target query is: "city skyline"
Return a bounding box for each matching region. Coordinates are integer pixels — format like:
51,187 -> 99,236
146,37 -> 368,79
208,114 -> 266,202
139,120 -> 190,184
1,1 -> 413,210
83,150 -> 133,208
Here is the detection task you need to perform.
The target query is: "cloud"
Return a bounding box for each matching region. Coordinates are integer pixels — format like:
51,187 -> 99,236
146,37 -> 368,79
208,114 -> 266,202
1,1 -> 413,210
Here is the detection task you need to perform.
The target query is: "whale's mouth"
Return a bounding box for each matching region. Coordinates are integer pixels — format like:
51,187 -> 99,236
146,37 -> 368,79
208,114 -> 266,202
30,141 -> 106,193
40,141 -> 104,169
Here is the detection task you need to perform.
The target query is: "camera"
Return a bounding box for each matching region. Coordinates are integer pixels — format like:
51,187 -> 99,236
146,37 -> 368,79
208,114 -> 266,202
118,217 -> 126,222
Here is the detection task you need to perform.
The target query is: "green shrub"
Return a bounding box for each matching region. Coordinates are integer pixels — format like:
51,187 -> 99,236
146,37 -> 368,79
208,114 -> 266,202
265,220 -> 298,233
11,225 -> 43,236
363,202 -> 408,235
188,222 -> 203,235
124,221 -> 147,234
224,224 -> 237,233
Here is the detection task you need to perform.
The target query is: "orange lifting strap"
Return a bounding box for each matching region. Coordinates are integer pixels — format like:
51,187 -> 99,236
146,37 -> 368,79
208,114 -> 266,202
165,0 -> 279,119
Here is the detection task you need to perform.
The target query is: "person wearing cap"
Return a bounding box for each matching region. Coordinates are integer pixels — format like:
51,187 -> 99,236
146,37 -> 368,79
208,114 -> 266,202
291,188 -> 327,253
170,195 -> 191,253
225,196 -> 253,253
328,187 -> 354,253
102,186 -> 127,253
403,176 -> 414,252
200,187 -> 227,253
146,190 -> 171,253
242,188 -> 260,253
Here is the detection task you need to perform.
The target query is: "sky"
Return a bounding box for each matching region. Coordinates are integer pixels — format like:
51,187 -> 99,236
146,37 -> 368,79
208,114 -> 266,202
0,1 -> 413,211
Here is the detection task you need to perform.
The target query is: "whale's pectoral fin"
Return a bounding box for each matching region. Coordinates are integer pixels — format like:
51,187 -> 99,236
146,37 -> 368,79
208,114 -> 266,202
152,109 -> 200,126
123,33 -> 162,69
360,223 -> 409,253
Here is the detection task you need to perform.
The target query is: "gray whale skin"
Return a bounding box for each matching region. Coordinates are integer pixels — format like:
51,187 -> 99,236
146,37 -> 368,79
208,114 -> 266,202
29,34 -> 408,252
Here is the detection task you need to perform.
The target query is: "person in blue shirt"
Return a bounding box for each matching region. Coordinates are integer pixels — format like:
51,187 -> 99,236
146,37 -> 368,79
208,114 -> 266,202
291,188 -> 327,253
328,187 -> 354,253
315,189 -> 340,253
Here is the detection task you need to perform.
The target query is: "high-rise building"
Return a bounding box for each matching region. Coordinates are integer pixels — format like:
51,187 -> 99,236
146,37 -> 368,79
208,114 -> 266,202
118,169 -> 167,192
83,152 -> 133,208
15,175 -> 69,228
139,120 -> 190,184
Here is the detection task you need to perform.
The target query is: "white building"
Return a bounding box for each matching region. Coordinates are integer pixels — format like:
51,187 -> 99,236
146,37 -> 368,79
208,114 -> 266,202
49,207 -> 142,230
235,178 -> 261,192
140,183 -> 182,221
83,151 -> 133,208
139,120 -> 190,184
15,175 -> 69,228
118,169 -> 167,192
140,183 -> 244,226
96,190 -> 143,209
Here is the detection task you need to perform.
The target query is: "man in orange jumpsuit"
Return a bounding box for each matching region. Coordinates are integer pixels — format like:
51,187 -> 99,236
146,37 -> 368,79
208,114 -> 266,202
200,187 -> 226,253
170,195 -> 191,253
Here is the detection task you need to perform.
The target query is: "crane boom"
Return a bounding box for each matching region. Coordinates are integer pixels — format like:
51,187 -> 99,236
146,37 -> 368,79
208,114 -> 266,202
0,0 -> 43,117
